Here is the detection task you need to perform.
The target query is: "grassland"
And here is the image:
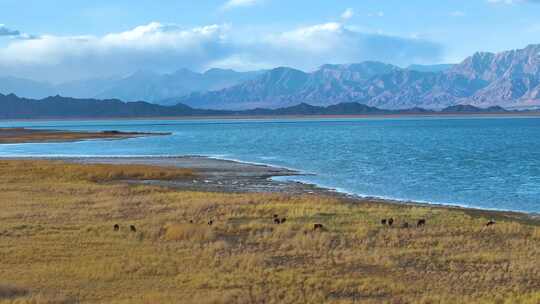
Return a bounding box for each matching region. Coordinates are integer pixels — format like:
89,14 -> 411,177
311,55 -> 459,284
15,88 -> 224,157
0,128 -> 169,144
0,160 -> 539,303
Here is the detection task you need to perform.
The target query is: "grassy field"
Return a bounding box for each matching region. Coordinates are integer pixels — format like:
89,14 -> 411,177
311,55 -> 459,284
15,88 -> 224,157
0,160 -> 539,304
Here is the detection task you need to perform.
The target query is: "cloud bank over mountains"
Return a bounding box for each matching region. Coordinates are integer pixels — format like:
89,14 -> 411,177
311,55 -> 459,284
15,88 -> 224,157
0,19 -> 442,83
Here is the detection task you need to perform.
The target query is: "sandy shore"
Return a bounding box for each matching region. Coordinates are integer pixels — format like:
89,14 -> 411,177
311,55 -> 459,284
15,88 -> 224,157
45,155 -> 538,225
64,156 -> 321,195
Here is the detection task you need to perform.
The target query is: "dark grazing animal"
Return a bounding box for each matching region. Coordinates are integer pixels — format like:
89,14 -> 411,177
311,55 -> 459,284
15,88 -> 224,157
388,218 -> 394,227
130,225 -> 137,232
273,214 -> 279,218
208,220 -> 214,226
313,224 -> 324,231
274,218 -> 281,224
381,219 -> 387,225
402,222 -> 409,228
113,224 -> 120,231
486,220 -> 496,227
280,218 -> 286,224
189,220 -> 194,224
417,219 -> 426,227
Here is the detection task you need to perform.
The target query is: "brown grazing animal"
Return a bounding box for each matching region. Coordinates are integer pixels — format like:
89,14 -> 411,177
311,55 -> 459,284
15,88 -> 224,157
208,220 -> 214,226
113,224 -> 120,231
486,220 -> 496,227
388,218 -> 394,227
402,222 -> 409,228
280,218 -> 287,224
417,219 -> 426,227
313,224 -> 324,231
381,219 -> 387,225
130,225 -> 137,232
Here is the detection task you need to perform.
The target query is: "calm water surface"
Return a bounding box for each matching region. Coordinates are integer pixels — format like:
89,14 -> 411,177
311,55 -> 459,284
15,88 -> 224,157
1,117 -> 539,213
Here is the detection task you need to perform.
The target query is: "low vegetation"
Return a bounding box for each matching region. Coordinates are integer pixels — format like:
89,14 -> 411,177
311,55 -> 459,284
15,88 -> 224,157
0,160 -> 539,303
1,160 -> 195,182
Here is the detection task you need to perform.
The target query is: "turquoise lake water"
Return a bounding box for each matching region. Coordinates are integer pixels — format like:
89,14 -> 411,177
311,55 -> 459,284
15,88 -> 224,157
1,117 -> 540,213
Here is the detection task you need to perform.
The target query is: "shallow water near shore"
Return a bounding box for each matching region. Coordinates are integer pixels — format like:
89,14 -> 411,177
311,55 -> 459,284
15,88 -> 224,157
1,116 -> 540,213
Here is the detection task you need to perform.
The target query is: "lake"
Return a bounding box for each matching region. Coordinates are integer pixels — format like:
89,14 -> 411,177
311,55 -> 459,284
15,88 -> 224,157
1,116 -> 540,213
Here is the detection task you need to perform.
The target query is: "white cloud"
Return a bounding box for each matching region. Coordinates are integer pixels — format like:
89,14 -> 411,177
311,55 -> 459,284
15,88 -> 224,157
222,0 -> 261,10
0,22 -> 231,81
0,20 -> 442,82
217,21 -> 442,72
341,8 -> 354,20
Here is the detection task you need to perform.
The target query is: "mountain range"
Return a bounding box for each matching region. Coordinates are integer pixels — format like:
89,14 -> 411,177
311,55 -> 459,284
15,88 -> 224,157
0,93 -> 517,120
178,44 -> 540,110
0,69 -> 264,103
1,44 -> 540,110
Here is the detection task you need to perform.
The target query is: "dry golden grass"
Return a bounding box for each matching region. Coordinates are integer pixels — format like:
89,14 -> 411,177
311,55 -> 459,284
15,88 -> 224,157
0,160 -> 194,182
162,223 -> 215,242
0,160 -> 539,304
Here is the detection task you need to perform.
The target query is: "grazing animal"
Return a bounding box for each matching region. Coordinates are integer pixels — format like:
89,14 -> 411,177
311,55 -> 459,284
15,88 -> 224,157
417,219 -> 426,227
208,220 -> 214,226
280,218 -> 287,224
388,218 -> 394,227
130,225 -> 137,232
381,219 -> 387,225
273,214 -> 279,218
402,222 -> 409,228
274,218 -> 281,224
113,224 -> 120,231
189,220 -> 194,224
486,220 -> 496,227
313,224 -> 324,231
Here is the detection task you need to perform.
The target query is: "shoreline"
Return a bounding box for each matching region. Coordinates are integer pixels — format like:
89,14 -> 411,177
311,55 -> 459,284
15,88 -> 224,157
1,112 -> 540,122
5,155 -> 538,224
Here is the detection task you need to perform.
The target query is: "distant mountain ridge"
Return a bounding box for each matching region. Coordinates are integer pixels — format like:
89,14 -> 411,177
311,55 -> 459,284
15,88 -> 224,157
0,93 -> 518,120
178,44 -> 540,110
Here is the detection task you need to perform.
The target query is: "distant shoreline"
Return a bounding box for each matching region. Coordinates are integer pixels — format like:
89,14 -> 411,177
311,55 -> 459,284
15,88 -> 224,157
0,128 -> 170,144
2,111 -> 540,122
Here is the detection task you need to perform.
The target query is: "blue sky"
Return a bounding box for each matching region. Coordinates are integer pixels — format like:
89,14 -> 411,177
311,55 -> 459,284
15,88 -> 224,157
1,0 -> 539,82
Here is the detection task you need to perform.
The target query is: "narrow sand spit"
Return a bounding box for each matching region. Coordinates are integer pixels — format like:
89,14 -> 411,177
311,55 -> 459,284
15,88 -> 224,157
0,128 -> 170,144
